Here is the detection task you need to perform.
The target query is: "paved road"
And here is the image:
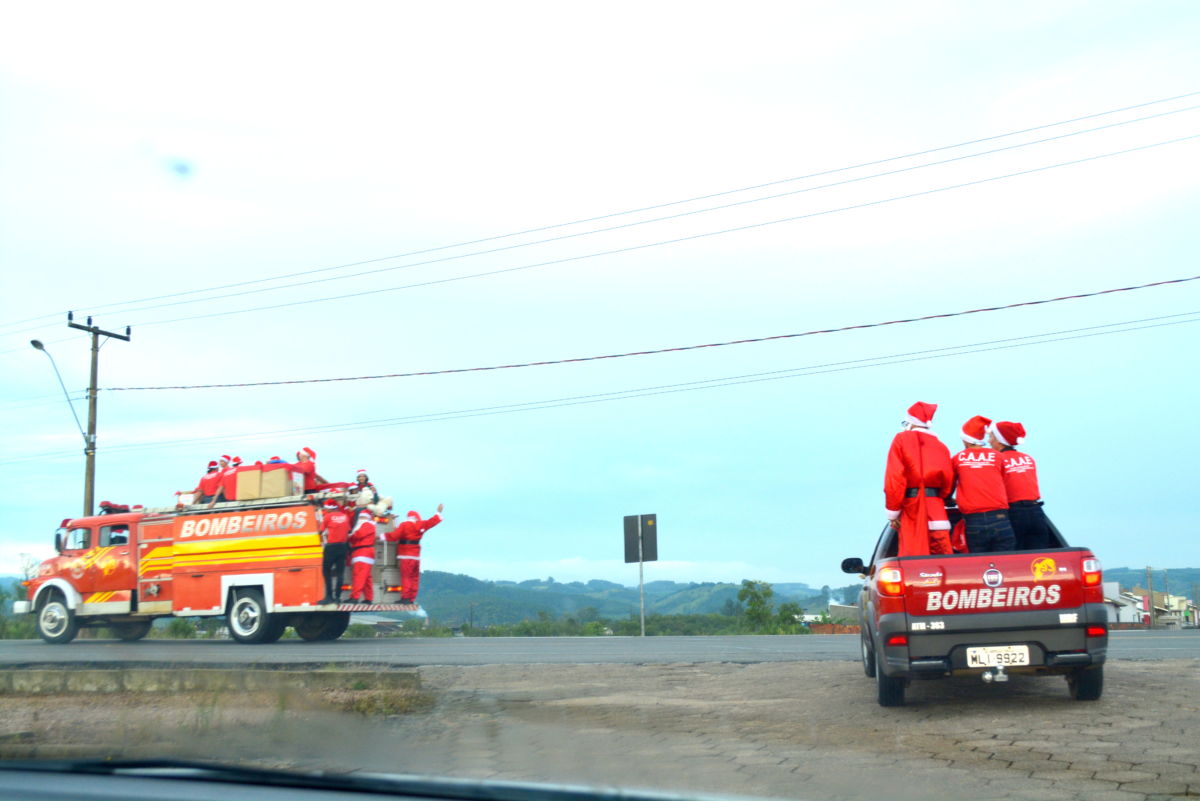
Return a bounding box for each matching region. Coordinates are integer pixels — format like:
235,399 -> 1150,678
0,629 -> 1196,665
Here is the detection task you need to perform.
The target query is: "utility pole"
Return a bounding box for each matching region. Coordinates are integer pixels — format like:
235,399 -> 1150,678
67,312 -> 131,516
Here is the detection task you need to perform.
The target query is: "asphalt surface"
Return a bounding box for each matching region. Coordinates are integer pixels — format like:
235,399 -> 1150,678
0,629 -> 1195,665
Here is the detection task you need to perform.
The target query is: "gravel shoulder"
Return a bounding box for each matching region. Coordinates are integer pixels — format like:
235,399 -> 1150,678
2,658 -> 1198,801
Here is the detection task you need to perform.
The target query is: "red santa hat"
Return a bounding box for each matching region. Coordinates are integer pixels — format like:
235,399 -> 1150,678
231,456 -> 243,466
904,401 -> 937,428
323,499 -> 339,509
206,460 -> 219,470
221,454 -> 232,462
298,447 -> 316,460
406,510 -> 421,522
960,415 -> 992,446
356,469 -> 369,479
991,420 -> 1026,447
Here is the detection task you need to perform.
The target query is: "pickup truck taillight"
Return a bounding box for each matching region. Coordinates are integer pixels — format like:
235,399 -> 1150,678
1081,557 -> 1102,586
876,563 -> 904,597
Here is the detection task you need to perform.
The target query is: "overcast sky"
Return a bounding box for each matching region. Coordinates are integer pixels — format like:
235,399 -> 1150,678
2,1 -> 1198,590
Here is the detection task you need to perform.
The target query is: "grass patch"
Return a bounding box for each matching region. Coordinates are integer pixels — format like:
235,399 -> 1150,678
329,688 -> 433,717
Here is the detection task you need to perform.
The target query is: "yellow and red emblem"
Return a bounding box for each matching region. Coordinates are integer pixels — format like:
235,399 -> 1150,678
1031,557 -> 1057,581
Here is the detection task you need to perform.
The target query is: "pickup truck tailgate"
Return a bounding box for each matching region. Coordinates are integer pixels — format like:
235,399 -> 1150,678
904,550 -> 1085,616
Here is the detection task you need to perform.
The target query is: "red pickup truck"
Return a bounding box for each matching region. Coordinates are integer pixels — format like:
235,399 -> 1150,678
841,519 -> 1107,706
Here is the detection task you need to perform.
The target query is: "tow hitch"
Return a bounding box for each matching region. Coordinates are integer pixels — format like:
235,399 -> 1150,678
981,665 -> 1009,683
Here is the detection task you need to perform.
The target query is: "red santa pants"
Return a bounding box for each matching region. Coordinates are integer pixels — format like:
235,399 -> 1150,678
350,556 -> 374,602
898,497 -> 952,556
399,551 -> 421,602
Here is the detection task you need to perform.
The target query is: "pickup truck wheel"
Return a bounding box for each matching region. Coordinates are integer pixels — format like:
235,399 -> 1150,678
294,612 -> 351,641
876,665 -> 906,707
1068,666 -> 1103,701
227,589 -> 275,644
36,592 -> 79,644
111,621 -> 153,641
861,635 -> 877,678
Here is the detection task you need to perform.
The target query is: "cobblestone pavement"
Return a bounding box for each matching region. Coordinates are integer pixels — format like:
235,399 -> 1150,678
380,659 -> 1200,801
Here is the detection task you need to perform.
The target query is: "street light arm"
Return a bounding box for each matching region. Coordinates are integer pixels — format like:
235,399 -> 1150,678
31,341 -> 88,446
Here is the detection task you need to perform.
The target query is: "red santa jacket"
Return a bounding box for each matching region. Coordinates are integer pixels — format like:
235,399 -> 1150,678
951,447 -> 1009,514
998,450 -> 1041,503
320,509 -> 352,544
387,512 -> 442,556
884,430 -> 953,514
348,515 -> 377,559
290,460 -> 319,492
885,430 -> 954,557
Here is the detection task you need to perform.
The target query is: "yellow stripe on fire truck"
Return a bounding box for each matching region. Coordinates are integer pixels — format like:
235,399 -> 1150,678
138,546 -> 175,576
80,546 -> 114,570
171,533 -> 320,556
171,547 -> 323,570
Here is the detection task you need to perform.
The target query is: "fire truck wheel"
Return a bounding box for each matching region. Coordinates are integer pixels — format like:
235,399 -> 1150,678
111,621 -> 153,642
294,612 -> 351,641
1067,665 -> 1104,701
36,592 -> 79,644
261,615 -> 289,643
227,589 -> 274,643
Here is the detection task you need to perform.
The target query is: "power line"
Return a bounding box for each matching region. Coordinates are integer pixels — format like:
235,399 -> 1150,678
3,88 -> 1196,333
8,310 -> 1196,465
102,274 -> 1200,391
66,103 -> 1200,322
125,132 -> 1200,328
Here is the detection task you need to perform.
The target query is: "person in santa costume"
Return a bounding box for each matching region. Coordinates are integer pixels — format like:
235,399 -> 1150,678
190,460 -> 222,504
386,504 -> 444,605
989,420 -> 1054,550
346,507 -> 378,605
950,415 -> 1016,552
290,447 -> 327,494
350,469 -> 380,505
318,498 -> 352,605
884,402 -> 954,556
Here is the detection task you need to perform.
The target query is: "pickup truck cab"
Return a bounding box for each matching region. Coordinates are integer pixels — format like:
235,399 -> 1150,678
841,517 -> 1107,706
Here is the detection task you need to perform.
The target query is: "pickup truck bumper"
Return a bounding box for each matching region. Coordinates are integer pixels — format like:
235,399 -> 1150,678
876,603 -> 1108,679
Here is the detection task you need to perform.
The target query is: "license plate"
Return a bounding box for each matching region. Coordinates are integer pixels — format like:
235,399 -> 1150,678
966,645 -> 1030,668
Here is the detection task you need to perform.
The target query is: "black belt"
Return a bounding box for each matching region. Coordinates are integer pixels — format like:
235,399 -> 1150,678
395,539 -> 421,545
1010,500 -> 1043,507
904,488 -> 942,498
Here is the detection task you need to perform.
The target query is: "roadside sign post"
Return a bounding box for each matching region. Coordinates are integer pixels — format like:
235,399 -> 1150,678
623,514 -> 658,637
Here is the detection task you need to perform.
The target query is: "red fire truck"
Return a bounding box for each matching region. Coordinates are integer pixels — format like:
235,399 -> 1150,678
13,495 -> 415,644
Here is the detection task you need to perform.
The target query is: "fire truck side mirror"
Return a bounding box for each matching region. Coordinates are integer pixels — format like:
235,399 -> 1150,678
54,531 -> 63,554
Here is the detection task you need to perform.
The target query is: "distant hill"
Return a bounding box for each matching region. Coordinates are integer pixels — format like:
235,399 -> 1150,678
1104,567 -> 1200,596
415,574 -> 825,625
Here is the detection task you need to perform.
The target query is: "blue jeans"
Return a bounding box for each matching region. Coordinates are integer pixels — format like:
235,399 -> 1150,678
964,510 -> 1016,552
1009,502 -> 1053,550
